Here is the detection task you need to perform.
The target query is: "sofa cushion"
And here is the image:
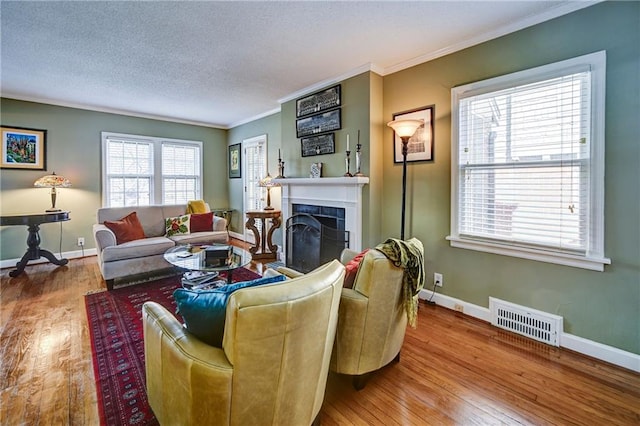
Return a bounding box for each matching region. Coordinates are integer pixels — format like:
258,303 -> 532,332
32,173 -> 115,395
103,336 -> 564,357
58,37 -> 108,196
101,236 -> 175,262
190,212 -> 214,232
343,249 -> 369,288
169,230 -> 228,245
165,214 -> 191,237
103,212 -> 146,244
187,199 -> 208,214
174,274 -> 287,347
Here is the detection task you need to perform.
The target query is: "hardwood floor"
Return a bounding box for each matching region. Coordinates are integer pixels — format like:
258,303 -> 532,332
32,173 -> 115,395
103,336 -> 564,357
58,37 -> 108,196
1,247 -> 639,425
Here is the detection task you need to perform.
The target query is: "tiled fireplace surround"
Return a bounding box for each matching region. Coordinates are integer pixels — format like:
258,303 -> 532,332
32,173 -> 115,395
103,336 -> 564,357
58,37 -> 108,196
274,177 -> 370,258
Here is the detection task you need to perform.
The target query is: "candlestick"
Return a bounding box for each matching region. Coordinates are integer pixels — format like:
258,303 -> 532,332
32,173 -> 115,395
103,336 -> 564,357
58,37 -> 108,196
355,142 -> 364,177
344,150 -> 353,177
277,158 -> 285,178
347,134 -> 350,151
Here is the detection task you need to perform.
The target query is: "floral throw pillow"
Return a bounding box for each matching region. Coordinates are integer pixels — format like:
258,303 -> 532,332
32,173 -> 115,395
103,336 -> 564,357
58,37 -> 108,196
165,214 -> 191,237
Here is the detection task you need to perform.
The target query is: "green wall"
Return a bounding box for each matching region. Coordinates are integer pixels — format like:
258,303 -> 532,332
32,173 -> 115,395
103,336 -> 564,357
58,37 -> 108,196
382,1 -> 639,353
0,99 -> 227,259
226,112 -> 282,236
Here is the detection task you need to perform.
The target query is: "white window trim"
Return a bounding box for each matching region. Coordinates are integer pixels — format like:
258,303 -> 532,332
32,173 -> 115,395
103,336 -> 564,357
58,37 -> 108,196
101,131 -> 203,206
448,51 -> 610,271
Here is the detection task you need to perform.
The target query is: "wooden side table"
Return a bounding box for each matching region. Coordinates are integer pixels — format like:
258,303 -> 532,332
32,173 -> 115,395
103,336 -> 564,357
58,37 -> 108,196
0,211 -> 70,277
245,210 -> 281,260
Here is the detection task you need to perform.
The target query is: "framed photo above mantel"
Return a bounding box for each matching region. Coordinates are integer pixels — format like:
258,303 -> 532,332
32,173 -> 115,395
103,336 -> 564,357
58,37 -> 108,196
1,126 -> 47,170
296,84 -> 341,118
392,105 -> 435,163
301,133 -> 335,157
228,143 -> 241,178
296,108 -> 341,138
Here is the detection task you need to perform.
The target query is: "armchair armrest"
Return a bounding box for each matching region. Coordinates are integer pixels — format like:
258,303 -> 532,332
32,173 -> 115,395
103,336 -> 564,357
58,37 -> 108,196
143,302 -> 233,425
276,266 -> 305,278
340,248 -> 359,265
93,224 -> 117,251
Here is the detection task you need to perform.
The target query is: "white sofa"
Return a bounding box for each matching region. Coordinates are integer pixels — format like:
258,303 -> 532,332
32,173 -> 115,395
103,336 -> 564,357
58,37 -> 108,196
93,204 -> 228,290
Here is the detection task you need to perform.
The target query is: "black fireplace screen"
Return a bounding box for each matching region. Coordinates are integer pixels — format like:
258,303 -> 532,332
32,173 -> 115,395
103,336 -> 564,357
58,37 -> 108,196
285,213 -> 349,273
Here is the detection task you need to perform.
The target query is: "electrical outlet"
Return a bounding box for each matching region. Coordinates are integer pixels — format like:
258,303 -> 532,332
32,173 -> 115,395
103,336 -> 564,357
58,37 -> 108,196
77,237 -> 85,247
454,304 -> 464,313
434,272 -> 443,287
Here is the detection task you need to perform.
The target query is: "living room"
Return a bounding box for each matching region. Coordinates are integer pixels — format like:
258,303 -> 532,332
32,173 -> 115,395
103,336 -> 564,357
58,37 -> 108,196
1,1 -> 638,424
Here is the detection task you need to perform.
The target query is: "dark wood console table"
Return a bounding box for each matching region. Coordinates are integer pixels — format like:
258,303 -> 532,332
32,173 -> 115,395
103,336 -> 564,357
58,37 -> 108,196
0,211 -> 70,277
245,210 -> 281,260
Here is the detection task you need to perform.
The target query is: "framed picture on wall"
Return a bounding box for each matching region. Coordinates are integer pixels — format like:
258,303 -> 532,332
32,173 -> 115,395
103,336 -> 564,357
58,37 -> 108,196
1,126 -> 47,170
296,108 -> 341,138
296,84 -> 341,118
392,105 -> 435,163
228,143 -> 241,178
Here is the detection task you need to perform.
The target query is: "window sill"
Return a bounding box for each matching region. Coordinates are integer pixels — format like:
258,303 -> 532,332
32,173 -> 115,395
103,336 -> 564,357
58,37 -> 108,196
446,236 -> 611,272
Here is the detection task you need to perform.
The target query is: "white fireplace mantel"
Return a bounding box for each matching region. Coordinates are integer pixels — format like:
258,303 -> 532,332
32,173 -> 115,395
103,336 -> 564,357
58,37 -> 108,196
274,177 -> 369,252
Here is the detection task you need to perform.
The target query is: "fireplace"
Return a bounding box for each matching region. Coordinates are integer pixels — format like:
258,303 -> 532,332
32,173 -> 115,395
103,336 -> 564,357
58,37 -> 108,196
274,176 -> 369,267
285,205 -> 349,273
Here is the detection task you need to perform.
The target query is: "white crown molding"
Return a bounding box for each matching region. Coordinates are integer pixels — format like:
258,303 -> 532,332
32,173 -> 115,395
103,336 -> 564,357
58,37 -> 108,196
277,63 -> 383,105
1,93 -> 228,129
229,107 -> 282,129
419,289 -> 640,373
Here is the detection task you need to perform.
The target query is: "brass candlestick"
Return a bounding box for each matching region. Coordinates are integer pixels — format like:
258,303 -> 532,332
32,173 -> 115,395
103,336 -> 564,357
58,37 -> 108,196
344,150 -> 353,177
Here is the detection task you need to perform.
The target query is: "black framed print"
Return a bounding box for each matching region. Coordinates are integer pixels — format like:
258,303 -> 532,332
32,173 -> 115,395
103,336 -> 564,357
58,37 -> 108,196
228,143 -> 241,178
296,84 -> 341,118
301,133 -> 335,157
392,105 -> 435,163
296,108 -> 341,138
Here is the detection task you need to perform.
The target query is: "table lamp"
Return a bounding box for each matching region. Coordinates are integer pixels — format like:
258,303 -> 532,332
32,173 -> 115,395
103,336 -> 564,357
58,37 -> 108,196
34,172 -> 71,212
259,173 -> 279,210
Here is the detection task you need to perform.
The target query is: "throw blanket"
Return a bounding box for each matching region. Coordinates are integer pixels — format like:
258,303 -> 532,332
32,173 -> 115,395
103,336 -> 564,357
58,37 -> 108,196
375,238 -> 425,328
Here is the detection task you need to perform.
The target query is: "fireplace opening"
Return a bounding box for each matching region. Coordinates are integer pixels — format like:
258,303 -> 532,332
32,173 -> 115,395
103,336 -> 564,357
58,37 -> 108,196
285,204 -> 349,273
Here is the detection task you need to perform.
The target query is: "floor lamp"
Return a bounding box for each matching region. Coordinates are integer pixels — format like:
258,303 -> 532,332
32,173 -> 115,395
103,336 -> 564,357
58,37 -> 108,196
387,119 -> 424,240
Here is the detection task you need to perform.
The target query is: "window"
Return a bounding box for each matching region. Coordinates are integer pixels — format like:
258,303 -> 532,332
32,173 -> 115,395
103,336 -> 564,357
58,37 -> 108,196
102,132 -> 202,207
449,52 -> 610,271
242,135 -> 267,242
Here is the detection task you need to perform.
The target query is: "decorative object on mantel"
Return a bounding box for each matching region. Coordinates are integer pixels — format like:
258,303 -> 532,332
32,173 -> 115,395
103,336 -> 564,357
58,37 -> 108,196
301,133 -> 335,157
34,172 -> 71,212
1,126 -> 47,170
392,105 -> 435,163
387,118 -> 424,240
258,173 -> 280,210
344,134 -> 353,177
310,162 -> 322,178
354,129 -> 365,177
276,149 -> 285,178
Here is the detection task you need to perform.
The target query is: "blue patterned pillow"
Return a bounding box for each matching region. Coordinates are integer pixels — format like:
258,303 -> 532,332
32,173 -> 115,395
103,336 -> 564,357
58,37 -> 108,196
173,274 -> 287,347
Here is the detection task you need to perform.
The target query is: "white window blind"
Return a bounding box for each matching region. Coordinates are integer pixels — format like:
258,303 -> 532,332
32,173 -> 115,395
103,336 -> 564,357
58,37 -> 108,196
102,132 -> 202,207
449,52 -> 610,271
162,143 -> 201,205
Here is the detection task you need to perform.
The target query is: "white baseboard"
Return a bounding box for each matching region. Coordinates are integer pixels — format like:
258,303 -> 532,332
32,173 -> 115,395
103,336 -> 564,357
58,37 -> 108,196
0,248 -> 97,270
419,289 -> 640,373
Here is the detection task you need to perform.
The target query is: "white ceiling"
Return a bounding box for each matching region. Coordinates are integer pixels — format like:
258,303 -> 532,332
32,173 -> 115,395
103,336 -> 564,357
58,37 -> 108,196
1,1 -> 597,129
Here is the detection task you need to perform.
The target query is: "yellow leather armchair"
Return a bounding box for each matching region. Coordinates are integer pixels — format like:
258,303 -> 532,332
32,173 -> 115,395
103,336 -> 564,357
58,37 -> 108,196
331,248 -> 407,389
142,260 -> 345,425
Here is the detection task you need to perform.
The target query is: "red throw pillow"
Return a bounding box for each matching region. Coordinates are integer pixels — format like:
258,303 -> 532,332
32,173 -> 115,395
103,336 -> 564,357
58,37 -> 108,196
343,249 -> 369,288
190,212 -> 214,232
104,212 -> 146,244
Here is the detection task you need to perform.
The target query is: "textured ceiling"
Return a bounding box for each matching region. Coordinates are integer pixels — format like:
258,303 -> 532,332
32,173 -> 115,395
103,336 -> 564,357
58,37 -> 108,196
0,1 -> 597,128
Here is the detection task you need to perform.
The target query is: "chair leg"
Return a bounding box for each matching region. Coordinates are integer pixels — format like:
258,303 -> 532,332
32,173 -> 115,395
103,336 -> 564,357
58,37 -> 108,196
311,412 -> 321,426
352,373 -> 371,391
106,279 -> 114,291
393,352 -> 401,364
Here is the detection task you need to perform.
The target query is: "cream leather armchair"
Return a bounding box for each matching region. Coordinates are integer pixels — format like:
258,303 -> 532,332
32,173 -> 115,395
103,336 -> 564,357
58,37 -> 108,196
142,260 -> 344,426
278,248 -> 408,390
332,248 -> 407,389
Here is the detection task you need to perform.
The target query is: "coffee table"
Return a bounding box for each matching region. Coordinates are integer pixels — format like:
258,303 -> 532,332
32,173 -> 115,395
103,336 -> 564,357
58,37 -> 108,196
164,244 -> 252,290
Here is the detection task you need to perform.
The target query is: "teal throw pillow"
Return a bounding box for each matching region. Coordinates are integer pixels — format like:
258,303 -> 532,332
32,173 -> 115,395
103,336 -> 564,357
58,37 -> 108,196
173,274 -> 287,347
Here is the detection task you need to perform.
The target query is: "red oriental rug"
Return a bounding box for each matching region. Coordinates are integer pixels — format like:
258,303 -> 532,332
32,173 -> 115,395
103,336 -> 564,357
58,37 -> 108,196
85,268 -> 260,426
